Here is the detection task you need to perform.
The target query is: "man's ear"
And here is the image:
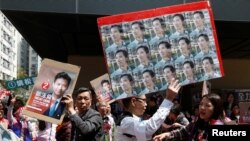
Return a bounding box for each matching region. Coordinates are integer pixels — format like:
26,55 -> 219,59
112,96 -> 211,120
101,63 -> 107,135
131,97 -> 136,107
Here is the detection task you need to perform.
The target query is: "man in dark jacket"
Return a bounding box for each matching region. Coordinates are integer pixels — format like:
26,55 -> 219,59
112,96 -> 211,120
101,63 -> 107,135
63,87 -> 103,141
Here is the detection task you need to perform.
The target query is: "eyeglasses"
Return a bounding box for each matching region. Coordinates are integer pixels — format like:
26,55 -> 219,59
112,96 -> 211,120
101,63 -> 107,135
135,98 -> 147,103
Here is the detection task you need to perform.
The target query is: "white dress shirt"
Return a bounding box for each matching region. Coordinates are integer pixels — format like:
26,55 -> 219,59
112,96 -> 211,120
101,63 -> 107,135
115,99 -> 173,141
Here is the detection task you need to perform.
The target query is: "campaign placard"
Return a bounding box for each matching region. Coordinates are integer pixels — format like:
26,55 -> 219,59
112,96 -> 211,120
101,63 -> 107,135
97,1 -> 224,100
90,73 -> 115,103
23,58 -> 80,124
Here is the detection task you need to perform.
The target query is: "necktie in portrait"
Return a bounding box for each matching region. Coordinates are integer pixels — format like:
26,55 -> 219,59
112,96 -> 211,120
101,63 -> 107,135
49,100 -> 58,117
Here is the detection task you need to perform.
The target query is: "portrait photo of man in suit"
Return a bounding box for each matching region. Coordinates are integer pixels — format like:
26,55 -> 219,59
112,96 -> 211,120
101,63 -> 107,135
43,72 -> 71,119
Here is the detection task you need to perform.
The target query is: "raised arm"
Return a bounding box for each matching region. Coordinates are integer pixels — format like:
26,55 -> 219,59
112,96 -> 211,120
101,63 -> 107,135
120,79 -> 181,140
7,96 -> 18,125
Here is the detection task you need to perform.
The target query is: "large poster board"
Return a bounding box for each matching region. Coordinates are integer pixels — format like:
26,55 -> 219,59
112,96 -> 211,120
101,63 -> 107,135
97,1 -> 224,100
23,59 -> 80,124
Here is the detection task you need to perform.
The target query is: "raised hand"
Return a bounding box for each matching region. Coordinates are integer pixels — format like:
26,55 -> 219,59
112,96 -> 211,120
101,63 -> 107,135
10,96 -> 16,106
202,80 -> 211,96
166,78 -> 181,101
61,94 -> 76,115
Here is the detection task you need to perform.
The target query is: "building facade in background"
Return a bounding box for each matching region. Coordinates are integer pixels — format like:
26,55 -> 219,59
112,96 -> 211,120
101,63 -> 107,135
29,47 -> 42,76
0,11 -> 17,80
0,11 -> 41,81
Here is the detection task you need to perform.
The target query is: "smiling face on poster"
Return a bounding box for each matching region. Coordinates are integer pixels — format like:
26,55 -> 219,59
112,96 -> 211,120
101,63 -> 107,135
23,59 -> 80,124
98,1 -> 224,100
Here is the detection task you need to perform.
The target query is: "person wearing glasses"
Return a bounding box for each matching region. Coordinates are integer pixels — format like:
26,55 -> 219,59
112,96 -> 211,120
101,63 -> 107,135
115,78 -> 181,141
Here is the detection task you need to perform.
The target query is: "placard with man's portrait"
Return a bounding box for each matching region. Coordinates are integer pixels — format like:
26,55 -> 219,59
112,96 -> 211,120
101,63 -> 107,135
23,58 -> 80,124
98,1 -> 224,99
90,73 -> 115,103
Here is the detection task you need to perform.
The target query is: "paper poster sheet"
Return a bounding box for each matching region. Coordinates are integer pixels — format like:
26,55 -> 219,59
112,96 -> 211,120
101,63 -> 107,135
97,1 -> 224,100
235,89 -> 250,124
0,89 -> 11,105
90,73 -> 115,103
23,58 -> 80,124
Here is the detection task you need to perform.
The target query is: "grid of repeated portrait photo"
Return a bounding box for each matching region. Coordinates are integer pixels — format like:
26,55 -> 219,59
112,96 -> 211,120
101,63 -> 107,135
99,9 -> 222,100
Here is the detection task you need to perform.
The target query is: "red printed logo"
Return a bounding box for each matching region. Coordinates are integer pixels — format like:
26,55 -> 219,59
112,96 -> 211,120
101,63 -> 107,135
41,82 -> 50,90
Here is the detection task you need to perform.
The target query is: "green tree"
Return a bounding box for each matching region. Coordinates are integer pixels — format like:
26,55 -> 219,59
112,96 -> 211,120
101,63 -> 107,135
17,67 -> 28,79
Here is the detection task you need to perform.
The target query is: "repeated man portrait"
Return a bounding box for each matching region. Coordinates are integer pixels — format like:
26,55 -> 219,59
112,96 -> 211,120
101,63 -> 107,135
100,9 -> 221,100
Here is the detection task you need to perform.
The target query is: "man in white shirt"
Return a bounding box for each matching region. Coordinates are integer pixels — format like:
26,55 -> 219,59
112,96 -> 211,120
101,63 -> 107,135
169,14 -> 189,40
133,45 -> 154,73
160,65 -> 176,90
190,11 -> 212,39
149,17 -> 169,47
105,24 -> 127,58
181,60 -> 197,85
140,69 -> 158,95
116,73 -> 137,100
127,21 -> 148,54
194,34 -> 216,59
154,41 -> 173,69
200,56 -> 221,80
111,49 -> 132,78
175,37 -> 193,63
115,78 -> 181,141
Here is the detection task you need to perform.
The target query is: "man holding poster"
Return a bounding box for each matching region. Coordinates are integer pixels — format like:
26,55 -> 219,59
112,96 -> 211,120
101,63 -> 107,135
43,72 -> 71,119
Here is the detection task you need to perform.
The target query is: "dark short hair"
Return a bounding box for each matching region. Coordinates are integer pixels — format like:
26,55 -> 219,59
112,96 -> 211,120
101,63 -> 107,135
15,98 -> 25,107
193,11 -> 204,19
173,13 -> 185,21
142,69 -> 155,78
152,17 -> 165,27
198,34 -> 209,41
170,104 -> 181,115
120,73 -> 134,82
136,45 -> 149,54
115,49 -> 129,58
163,65 -> 176,73
183,60 -> 194,68
158,41 -> 171,49
149,96 -> 157,103
122,97 -> 133,109
54,72 -> 71,87
101,79 -> 110,86
131,21 -> 145,31
75,87 -> 92,99
178,37 -> 190,45
38,120 -> 46,131
231,104 -> 239,111
202,56 -> 214,65
110,24 -> 123,33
